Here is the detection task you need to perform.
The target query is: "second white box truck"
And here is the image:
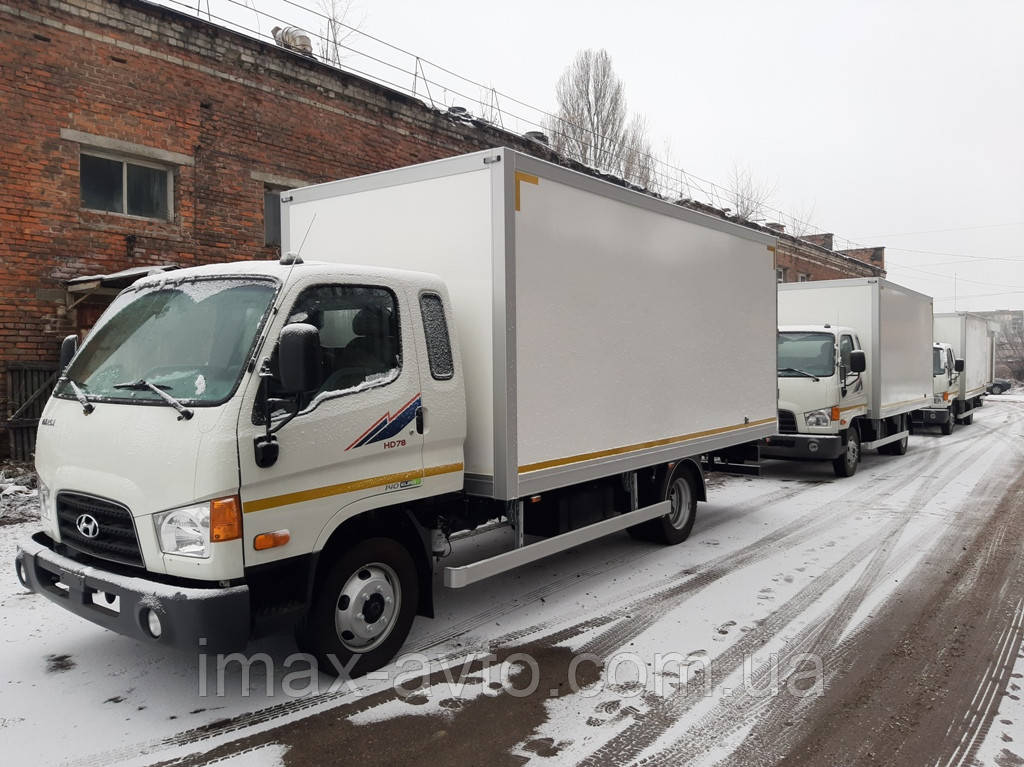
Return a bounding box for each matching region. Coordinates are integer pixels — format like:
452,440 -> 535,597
17,149 -> 778,675
761,278 -> 933,477
913,312 -> 994,432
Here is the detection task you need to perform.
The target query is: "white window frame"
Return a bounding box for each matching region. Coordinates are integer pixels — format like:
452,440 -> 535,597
80,149 -> 174,222
776,267 -> 787,283
798,273 -> 811,282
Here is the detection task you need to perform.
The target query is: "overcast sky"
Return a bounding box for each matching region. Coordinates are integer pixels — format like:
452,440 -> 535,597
163,0 -> 1023,312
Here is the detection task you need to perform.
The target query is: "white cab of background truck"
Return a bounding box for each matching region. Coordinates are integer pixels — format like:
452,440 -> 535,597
16,148 -> 778,675
913,312 -> 994,433
761,278 -> 933,477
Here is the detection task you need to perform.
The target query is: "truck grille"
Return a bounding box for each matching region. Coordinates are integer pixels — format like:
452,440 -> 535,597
778,410 -> 797,434
56,492 -> 143,567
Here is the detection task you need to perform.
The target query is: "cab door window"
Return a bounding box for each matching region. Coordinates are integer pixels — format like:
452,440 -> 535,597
271,285 -> 400,414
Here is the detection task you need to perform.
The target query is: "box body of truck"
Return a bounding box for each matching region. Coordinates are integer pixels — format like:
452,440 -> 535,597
282,148 -> 780,500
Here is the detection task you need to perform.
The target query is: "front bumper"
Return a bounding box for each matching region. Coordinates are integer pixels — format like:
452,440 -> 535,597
759,433 -> 844,461
911,407 -> 951,425
15,533 -> 249,653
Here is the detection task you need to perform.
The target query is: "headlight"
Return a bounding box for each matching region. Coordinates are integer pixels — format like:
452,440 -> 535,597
804,409 -> 832,427
154,503 -> 211,558
153,496 -> 241,559
37,479 -> 53,521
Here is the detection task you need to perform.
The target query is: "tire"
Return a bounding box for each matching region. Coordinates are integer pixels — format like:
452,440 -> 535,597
991,385 -> 1004,395
962,413 -> 974,425
630,465 -> 697,545
832,428 -> 860,477
940,415 -> 954,435
296,537 -> 418,679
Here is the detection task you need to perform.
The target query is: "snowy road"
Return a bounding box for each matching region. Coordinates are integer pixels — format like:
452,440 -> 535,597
3,393 -> 1023,766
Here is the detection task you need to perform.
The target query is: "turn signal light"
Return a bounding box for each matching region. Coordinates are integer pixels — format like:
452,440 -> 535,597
210,496 -> 242,542
830,406 -> 840,422
254,530 -> 291,551
942,391 -> 949,401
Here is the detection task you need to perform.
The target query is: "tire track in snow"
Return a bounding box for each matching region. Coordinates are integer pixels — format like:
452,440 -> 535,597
574,426 -> 1005,767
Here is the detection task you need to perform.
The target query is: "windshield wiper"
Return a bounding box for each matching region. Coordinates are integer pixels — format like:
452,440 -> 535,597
778,367 -> 821,382
63,377 -> 94,415
113,379 -> 194,421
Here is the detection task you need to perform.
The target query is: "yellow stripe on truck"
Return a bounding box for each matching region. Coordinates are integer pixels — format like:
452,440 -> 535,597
518,418 -> 776,474
243,463 -> 464,513
514,171 -> 539,211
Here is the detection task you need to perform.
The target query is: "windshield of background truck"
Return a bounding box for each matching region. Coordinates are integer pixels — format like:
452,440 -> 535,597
778,332 -> 836,377
56,278 -> 277,405
933,348 -> 945,376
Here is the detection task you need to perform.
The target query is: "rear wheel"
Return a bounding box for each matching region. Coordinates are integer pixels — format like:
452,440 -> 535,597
880,434 -> 908,455
991,384 -> 1004,395
630,465 -> 697,544
297,537 -> 418,678
832,428 -> 860,477
962,413 -> 974,425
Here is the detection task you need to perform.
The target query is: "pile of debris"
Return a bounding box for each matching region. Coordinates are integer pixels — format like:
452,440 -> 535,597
0,462 -> 39,526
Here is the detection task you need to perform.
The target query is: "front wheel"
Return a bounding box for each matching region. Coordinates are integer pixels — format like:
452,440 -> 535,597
832,428 -> 860,477
941,414 -> 955,435
297,537 -> 418,678
991,385 -> 1004,395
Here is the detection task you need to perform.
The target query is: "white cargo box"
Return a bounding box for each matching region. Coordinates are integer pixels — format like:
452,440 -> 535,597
933,313 -> 994,401
283,148 -> 778,500
778,278 -> 933,420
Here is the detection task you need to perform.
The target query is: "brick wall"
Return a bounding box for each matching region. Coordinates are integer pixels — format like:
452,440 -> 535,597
0,0 -> 560,449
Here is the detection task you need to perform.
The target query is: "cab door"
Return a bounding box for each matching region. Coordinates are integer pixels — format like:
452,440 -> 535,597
237,279 -> 424,566
838,333 -> 866,418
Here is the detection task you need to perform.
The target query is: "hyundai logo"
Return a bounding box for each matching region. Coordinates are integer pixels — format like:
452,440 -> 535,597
76,513 -> 100,539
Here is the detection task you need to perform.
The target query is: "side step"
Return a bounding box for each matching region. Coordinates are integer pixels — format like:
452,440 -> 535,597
861,429 -> 909,450
443,500 -> 670,589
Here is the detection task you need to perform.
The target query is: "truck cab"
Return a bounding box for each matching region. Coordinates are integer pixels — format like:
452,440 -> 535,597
17,260 -> 466,666
911,342 -> 964,434
761,325 -> 869,476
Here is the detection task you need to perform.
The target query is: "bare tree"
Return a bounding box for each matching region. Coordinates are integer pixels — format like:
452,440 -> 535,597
547,49 -> 656,188
317,0 -> 361,66
996,316 -> 1024,379
729,164 -> 776,222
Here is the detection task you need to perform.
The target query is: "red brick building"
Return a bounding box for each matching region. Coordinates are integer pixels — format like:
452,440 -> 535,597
0,0 -> 885,455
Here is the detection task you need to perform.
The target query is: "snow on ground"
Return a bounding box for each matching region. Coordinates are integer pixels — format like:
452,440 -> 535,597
2,395 -> 1022,766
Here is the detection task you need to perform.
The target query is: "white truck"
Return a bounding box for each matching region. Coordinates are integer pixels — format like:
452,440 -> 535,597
760,278 -> 933,477
913,312 -> 994,433
15,149 -> 778,675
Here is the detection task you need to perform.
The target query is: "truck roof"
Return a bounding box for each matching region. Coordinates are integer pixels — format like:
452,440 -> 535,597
778,324 -> 856,335
127,259 -> 445,292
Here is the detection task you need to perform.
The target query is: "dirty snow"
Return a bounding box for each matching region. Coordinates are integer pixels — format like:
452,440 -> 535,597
1,395 -> 1022,766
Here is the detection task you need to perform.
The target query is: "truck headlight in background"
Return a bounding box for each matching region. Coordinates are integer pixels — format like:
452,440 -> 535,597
804,409 -> 832,427
153,496 -> 241,559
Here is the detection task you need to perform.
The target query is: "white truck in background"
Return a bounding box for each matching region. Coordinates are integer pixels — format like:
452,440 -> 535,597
16,148 -> 778,675
761,278 -> 933,477
913,312 -> 994,433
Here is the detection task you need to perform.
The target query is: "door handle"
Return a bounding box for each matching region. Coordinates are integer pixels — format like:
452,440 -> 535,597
415,407 -> 424,434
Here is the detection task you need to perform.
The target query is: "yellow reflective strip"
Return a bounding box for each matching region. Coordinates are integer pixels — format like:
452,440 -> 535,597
518,418 -> 776,475
514,171 -> 539,211
244,463 -> 464,513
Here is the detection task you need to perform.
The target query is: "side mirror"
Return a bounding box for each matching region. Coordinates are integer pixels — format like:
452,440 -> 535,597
59,334 -> 78,370
278,323 -> 322,393
954,358 -> 965,372
849,349 -> 866,374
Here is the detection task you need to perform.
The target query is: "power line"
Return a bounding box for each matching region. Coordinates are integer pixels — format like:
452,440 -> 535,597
852,221 -> 1024,238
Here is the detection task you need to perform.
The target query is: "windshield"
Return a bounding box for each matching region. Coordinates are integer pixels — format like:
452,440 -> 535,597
932,348 -> 945,376
57,277 -> 277,406
777,332 -> 836,378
